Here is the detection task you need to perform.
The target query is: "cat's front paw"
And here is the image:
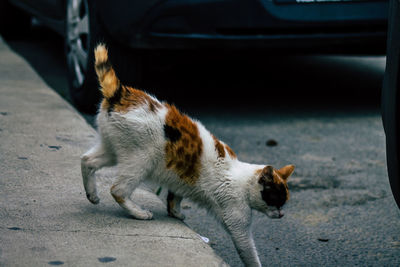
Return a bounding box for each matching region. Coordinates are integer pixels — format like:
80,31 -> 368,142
86,193 -> 100,204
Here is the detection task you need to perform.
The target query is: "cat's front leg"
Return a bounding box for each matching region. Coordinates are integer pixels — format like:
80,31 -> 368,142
221,208 -> 262,267
167,191 -> 185,220
230,230 -> 261,267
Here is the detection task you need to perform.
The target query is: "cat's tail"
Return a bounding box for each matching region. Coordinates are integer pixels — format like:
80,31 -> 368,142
94,44 -> 120,100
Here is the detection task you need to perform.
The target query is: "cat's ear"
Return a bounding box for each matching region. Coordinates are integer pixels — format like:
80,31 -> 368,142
276,164 -> 295,181
258,165 -> 274,185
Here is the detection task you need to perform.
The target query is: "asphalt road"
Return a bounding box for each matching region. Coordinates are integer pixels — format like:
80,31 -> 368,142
5,26 -> 400,267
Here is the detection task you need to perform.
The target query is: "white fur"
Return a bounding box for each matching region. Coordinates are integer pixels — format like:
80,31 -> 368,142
81,99 -> 285,267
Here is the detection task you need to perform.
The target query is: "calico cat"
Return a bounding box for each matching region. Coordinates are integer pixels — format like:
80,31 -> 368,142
81,44 -> 295,267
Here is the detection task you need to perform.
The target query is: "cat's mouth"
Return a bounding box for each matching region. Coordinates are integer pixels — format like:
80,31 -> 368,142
266,208 -> 284,219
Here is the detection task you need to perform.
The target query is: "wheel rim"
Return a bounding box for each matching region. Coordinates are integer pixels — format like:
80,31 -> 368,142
66,0 -> 89,88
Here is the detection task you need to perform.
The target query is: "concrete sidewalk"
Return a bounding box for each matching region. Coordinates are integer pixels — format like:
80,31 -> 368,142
0,37 -> 226,266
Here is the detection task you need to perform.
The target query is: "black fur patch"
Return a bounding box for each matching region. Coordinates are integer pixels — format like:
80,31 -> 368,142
260,183 -> 287,209
107,84 -> 122,113
164,124 -> 181,143
95,61 -> 112,73
167,191 -> 174,214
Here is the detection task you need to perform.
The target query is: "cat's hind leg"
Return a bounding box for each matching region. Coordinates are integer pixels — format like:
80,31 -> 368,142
110,161 -> 153,220
167,191 -> 185,220
81,142 -> 116,204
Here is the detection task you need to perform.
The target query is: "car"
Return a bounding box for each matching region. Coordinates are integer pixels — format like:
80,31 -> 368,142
1,0 -> 388,113
382,0 -> 400,209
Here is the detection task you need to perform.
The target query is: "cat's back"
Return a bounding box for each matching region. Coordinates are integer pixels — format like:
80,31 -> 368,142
97,88 -> 238,189
96,88 -> 167,151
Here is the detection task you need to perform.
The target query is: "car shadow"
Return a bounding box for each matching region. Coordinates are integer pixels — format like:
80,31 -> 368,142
3,26 -> 384,120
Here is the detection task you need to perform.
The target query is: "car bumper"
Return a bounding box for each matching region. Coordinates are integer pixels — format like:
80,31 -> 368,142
97,0 -> 388,52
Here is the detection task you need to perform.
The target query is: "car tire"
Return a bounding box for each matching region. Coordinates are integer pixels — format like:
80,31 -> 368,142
65,0 -> 101,113
65,0 -> 146,114
382,0 -> 400,209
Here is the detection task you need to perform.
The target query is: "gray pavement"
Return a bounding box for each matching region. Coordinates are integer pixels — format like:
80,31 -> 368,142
2,29 -> 400,267
182,107 -> 400,266
0,37 -> 226,266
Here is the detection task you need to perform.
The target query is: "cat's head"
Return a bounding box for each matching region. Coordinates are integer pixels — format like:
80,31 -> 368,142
251,164 -> 294,219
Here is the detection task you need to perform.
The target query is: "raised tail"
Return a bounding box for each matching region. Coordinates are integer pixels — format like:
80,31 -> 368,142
94,44 -> 120,100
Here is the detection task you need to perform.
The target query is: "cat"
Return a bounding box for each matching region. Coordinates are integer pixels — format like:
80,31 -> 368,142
81,44 -> 295,267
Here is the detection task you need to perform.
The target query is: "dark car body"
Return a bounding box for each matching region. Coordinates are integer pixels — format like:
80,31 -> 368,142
8,0 -> 388,53
7,0 -> 66,33
100,0 -> 389,53
382,0 -> 400,209
3,0 -> 390,112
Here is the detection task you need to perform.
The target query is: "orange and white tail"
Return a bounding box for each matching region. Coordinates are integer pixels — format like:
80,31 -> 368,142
94,44 -> 120,100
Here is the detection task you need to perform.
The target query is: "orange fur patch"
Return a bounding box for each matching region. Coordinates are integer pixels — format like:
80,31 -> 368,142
224,144 -> 237,159
110,185 -> 125,204
112,194 -> 125,204
164,104 -> 203,185
94,45 -> 161,114
94,45 -> 121,100
94,44 -> 108,65
100,69 -> 120,99
212,135 -> 225,158
254,168 -> 263,177
101,99 -> 110,110
110,192 -> 125,204
110,86 -> 161,113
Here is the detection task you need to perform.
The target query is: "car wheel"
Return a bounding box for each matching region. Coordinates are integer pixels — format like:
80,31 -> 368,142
382,0 -> 400,209
65,0 -> 146,114
65,0 -> 101,113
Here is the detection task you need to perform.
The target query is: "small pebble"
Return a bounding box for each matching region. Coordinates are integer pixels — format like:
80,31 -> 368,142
48,261 -> 64,265
266,139 -> 278,147
98,257 -> 116,263
8,227 -> 22,231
